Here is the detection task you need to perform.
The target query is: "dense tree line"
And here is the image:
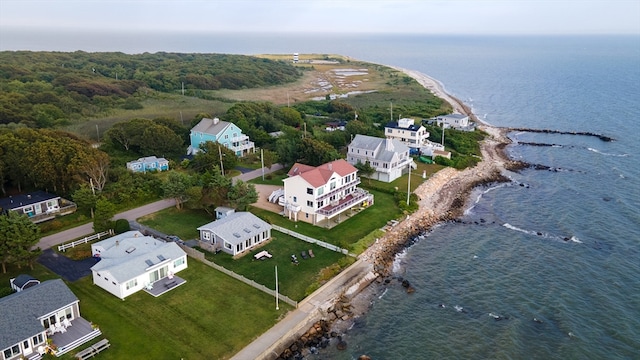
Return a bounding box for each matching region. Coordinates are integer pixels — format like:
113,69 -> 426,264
0,127 -> 109,196
0,51 -> 301,127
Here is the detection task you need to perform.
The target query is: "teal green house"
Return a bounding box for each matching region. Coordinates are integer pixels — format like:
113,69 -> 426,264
188,117 -> 255,157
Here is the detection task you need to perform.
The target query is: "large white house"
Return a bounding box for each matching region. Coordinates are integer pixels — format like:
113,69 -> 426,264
90,231 -> 188,299
384,118 -> 430,149
281,159 -> 374,225
188,117 -> 255,157
347,134 -> 416,183
197,212 -> 272,256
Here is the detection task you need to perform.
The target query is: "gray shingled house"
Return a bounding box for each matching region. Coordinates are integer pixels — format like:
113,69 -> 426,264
347,134 -> 417,182
0,279 -> 101,359
197,212 -> 272,256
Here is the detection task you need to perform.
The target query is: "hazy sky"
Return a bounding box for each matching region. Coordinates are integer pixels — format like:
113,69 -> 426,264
1,0 -> 639,35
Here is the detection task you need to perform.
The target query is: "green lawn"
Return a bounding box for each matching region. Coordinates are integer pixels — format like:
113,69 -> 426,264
69,261 -> 290,360
248,168 -> 288,186
2,260 -> 291,360
137,207 -> 215,240
204,231 -> 350,301
251,188 -> 402,249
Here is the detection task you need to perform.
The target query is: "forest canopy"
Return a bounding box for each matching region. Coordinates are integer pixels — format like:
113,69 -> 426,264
0,51 -> 301,127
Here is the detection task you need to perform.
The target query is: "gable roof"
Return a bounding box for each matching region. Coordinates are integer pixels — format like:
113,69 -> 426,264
130,156 -> 168,164
0,191 -> 60,211
0,279 -> 78,349
286,159 -> 357,188
198,212 -> 271,246
191,117 -> 232,137
91,231 -> 186,283
11,274 -> 40,290
438,113 -> 468,120
349,135 -> 409,162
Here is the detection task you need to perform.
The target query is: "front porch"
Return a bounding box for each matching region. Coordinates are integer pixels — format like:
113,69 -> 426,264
49,317 -> 101,356
143,275 -> 186,297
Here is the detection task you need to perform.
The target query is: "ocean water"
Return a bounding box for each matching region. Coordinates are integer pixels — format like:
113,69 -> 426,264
3,32 -> 639,359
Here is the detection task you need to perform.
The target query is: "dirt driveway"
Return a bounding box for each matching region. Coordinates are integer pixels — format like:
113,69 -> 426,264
252,184 -> 285,214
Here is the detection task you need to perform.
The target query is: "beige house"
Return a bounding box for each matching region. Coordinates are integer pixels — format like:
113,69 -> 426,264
281,159 -> 374,225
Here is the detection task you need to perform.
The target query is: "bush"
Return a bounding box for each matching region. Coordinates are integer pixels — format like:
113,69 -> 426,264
114,219 -> 131,234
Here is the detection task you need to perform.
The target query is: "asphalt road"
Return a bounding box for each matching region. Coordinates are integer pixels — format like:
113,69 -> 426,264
37,198 -> 176,250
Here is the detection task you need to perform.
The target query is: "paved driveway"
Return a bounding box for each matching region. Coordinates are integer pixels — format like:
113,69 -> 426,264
37,249 -> 100,281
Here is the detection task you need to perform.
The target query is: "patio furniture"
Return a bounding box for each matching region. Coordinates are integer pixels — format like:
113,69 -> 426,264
308,249 -> 315,258
63,318 -> 72,328
301,251 -> 308,259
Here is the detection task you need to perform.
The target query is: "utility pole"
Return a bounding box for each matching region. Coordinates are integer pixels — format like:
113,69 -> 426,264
96,125 -> 100,142
218,145 -> 224,176
406,163 -> 411,206
275,266 -> 279,310
261,149 -> 265,181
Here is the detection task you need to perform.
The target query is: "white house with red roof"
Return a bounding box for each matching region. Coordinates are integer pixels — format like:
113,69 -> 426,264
281,159 -> 374,225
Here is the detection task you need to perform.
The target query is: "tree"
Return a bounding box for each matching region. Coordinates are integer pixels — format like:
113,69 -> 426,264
72,184 -> 98,217
228,180 -> 258,211
261,149 -> 278,169
73,148 -> 110,192
163,172 -> 191,209
0,212 -> 41,273
354,160 -> 376,184
299,137 -> 340,166
93,198 -> 116,233
191,141 -> 238,175
139,123 -> 184,158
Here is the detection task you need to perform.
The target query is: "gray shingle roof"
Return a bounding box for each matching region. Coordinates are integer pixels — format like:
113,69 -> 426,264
0,279 -> 78,349
191,117 -> 231,136
198,212 -> 271,246
349,134 -> 409,162
91,231 -> 186,283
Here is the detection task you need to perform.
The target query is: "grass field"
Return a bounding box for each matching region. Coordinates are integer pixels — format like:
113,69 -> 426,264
204,230 -> 351,301
1,260 -> 291,360
137,207 -> 216,240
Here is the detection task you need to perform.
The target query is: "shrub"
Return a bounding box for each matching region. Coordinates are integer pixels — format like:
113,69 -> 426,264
114,219 -> 131,234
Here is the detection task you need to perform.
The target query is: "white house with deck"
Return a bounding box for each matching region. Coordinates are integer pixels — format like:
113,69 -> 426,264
434,113 -> 473,130
90,231 -> 188,299
282,159 -> 374,225
0,279 -> 101,359
384,118 -> 430,149
197,212 -> 272,256
347,134 -> 416,183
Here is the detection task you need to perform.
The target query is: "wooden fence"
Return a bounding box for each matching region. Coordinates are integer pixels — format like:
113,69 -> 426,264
271,225 -> 355,257
58,230 -> 114,252
179,245 -> 298,308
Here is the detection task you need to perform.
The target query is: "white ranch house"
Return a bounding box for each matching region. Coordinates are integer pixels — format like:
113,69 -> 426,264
197,212 -> 272,256
90,231 -> 188,300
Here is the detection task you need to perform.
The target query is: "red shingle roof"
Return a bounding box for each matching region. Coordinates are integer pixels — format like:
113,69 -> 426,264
287,159 -> 356,188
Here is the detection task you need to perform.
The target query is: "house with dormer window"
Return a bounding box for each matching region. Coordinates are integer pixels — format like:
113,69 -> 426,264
281,159 -> 374,226
347,134 -> 417,182
90,231 -> 188,299
187,117 -> 255,157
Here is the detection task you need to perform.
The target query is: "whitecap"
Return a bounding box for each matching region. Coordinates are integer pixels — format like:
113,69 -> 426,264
454,305 -> 464,312
570,236 -> 583,244
587,147 -> 629,157
502,223 -> 582,244
378,288 -> 388,300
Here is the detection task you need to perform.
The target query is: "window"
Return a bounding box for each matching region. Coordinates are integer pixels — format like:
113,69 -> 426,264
293,196 -> 297,203
202,232 -> 211,240
174,257 -> 185,267
330,182 -> 336,190
317,187 -> 324,196
307,200 -> 313,207
387,129 -> 392,133
225,243 -> 232,250
32,334 -> 44,345
307,188 -> 313,195
23,206 -> 33,213
126,279 -> 137,290
3,345 -> 20,359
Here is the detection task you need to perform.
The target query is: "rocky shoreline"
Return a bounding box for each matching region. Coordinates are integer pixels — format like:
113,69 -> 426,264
276,69 -> 521,359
